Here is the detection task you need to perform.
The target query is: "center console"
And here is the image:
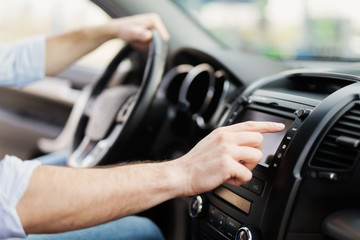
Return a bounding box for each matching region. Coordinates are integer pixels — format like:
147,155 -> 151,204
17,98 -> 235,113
188,71 -> 360,240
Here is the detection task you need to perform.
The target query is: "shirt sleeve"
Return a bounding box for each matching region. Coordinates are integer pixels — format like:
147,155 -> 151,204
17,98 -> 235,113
0,35 -> 45,88
0,156 -> 41,239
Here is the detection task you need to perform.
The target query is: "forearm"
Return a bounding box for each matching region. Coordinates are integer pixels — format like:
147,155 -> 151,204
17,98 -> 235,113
17,161 -> 182,234
45,25 -> 115,75
16,121 -> 284,234
44,14 -> 170,76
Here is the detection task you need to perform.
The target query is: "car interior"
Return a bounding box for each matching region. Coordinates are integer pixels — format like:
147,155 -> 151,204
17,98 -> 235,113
1,0 -> 360,240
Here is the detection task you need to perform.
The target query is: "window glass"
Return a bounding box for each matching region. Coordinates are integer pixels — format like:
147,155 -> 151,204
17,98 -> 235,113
174,0 -> 360,61
0,0 -> 123,69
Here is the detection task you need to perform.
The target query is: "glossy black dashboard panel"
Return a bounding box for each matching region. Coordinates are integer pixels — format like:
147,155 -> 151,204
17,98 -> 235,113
156,48 -> 360,240
193,70 -> 360,240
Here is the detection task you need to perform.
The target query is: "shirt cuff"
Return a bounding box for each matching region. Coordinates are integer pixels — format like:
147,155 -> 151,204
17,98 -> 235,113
0,156 -> 41,239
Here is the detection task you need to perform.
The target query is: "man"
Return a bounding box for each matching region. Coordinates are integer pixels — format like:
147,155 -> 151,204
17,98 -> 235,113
0,13 -> 285,239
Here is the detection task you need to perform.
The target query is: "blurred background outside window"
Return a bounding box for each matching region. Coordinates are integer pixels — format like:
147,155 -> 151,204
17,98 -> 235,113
174,0 -> 360,61
0,0 -> 123,69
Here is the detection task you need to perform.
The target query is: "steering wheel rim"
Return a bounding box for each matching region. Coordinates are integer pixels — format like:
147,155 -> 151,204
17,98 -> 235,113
68,30 -> 167,168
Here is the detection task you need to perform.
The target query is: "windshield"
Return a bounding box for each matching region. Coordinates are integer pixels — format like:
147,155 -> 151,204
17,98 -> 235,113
173,0 -> 360,61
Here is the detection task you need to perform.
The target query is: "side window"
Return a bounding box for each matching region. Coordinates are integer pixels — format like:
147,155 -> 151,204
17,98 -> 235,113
0,0 -> 123,70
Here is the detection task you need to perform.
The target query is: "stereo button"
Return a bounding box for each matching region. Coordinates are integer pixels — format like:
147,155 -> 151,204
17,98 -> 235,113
242,181 -> 250,189
226,217 -> 241,233
217,211 -> 227,232
291,127 -> 298,132
249,178 -> 265,195
209,214 -> 217,227
288,126 -> 299,137
208,205 -> 218,226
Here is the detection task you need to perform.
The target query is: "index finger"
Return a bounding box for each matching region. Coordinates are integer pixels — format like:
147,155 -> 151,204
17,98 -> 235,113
223,121 -> 285,133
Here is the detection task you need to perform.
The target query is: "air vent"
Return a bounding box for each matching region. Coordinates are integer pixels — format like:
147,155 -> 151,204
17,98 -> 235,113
310,103 -> 360,171
289,72 -> 356,95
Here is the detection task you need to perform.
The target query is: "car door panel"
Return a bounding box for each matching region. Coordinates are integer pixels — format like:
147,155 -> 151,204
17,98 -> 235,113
0,81 -> 74,159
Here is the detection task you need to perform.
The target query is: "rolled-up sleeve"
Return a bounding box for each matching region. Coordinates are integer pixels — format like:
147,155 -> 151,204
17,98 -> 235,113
0,156 -> 41,239
0,35 -> 45,88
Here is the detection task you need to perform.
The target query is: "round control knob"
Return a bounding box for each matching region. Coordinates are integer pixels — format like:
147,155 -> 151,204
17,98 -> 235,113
295,108 -> 311,120
188,195 -> 204,218
235,226 -> 262,240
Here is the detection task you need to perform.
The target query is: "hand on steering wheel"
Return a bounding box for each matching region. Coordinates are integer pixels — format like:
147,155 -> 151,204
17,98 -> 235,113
68,30 -> 167,168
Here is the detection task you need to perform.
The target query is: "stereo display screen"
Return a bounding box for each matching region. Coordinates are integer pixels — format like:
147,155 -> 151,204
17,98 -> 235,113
235,110 -> 293,167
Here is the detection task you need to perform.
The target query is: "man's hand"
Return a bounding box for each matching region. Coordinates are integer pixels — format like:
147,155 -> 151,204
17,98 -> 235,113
46,13 -> 169,75
18,121 -> 284,234
108,13 -> 170,50
173,121 -> 285,196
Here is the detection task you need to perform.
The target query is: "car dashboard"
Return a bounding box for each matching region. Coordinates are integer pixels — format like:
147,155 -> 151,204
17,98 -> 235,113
149,48 -> 360,240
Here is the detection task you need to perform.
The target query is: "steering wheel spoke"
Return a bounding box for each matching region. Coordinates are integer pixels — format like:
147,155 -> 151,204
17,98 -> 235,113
69,124 -> 124,167
116,94 -> 138,123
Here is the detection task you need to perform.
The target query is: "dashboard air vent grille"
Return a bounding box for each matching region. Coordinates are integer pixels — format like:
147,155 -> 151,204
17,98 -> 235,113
310,104 -> 360,171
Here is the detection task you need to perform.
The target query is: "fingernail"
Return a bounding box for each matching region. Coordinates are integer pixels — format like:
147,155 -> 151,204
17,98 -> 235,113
276,123 -> 285,129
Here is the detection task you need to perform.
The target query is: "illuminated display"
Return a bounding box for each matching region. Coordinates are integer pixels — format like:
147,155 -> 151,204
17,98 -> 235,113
235,110 -> 293,167
214,186 -> 251,214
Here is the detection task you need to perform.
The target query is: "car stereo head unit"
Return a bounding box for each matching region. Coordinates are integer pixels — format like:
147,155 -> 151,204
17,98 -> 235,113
234,109 -> 294,168
224,92 -> 308,171
189,89 -> 319,240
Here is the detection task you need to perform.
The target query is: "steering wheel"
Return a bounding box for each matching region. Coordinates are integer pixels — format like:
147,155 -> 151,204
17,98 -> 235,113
67,30 -> 167,168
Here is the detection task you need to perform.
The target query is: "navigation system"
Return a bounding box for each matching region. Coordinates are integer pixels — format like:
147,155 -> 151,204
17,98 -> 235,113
235,110 -> 293,167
